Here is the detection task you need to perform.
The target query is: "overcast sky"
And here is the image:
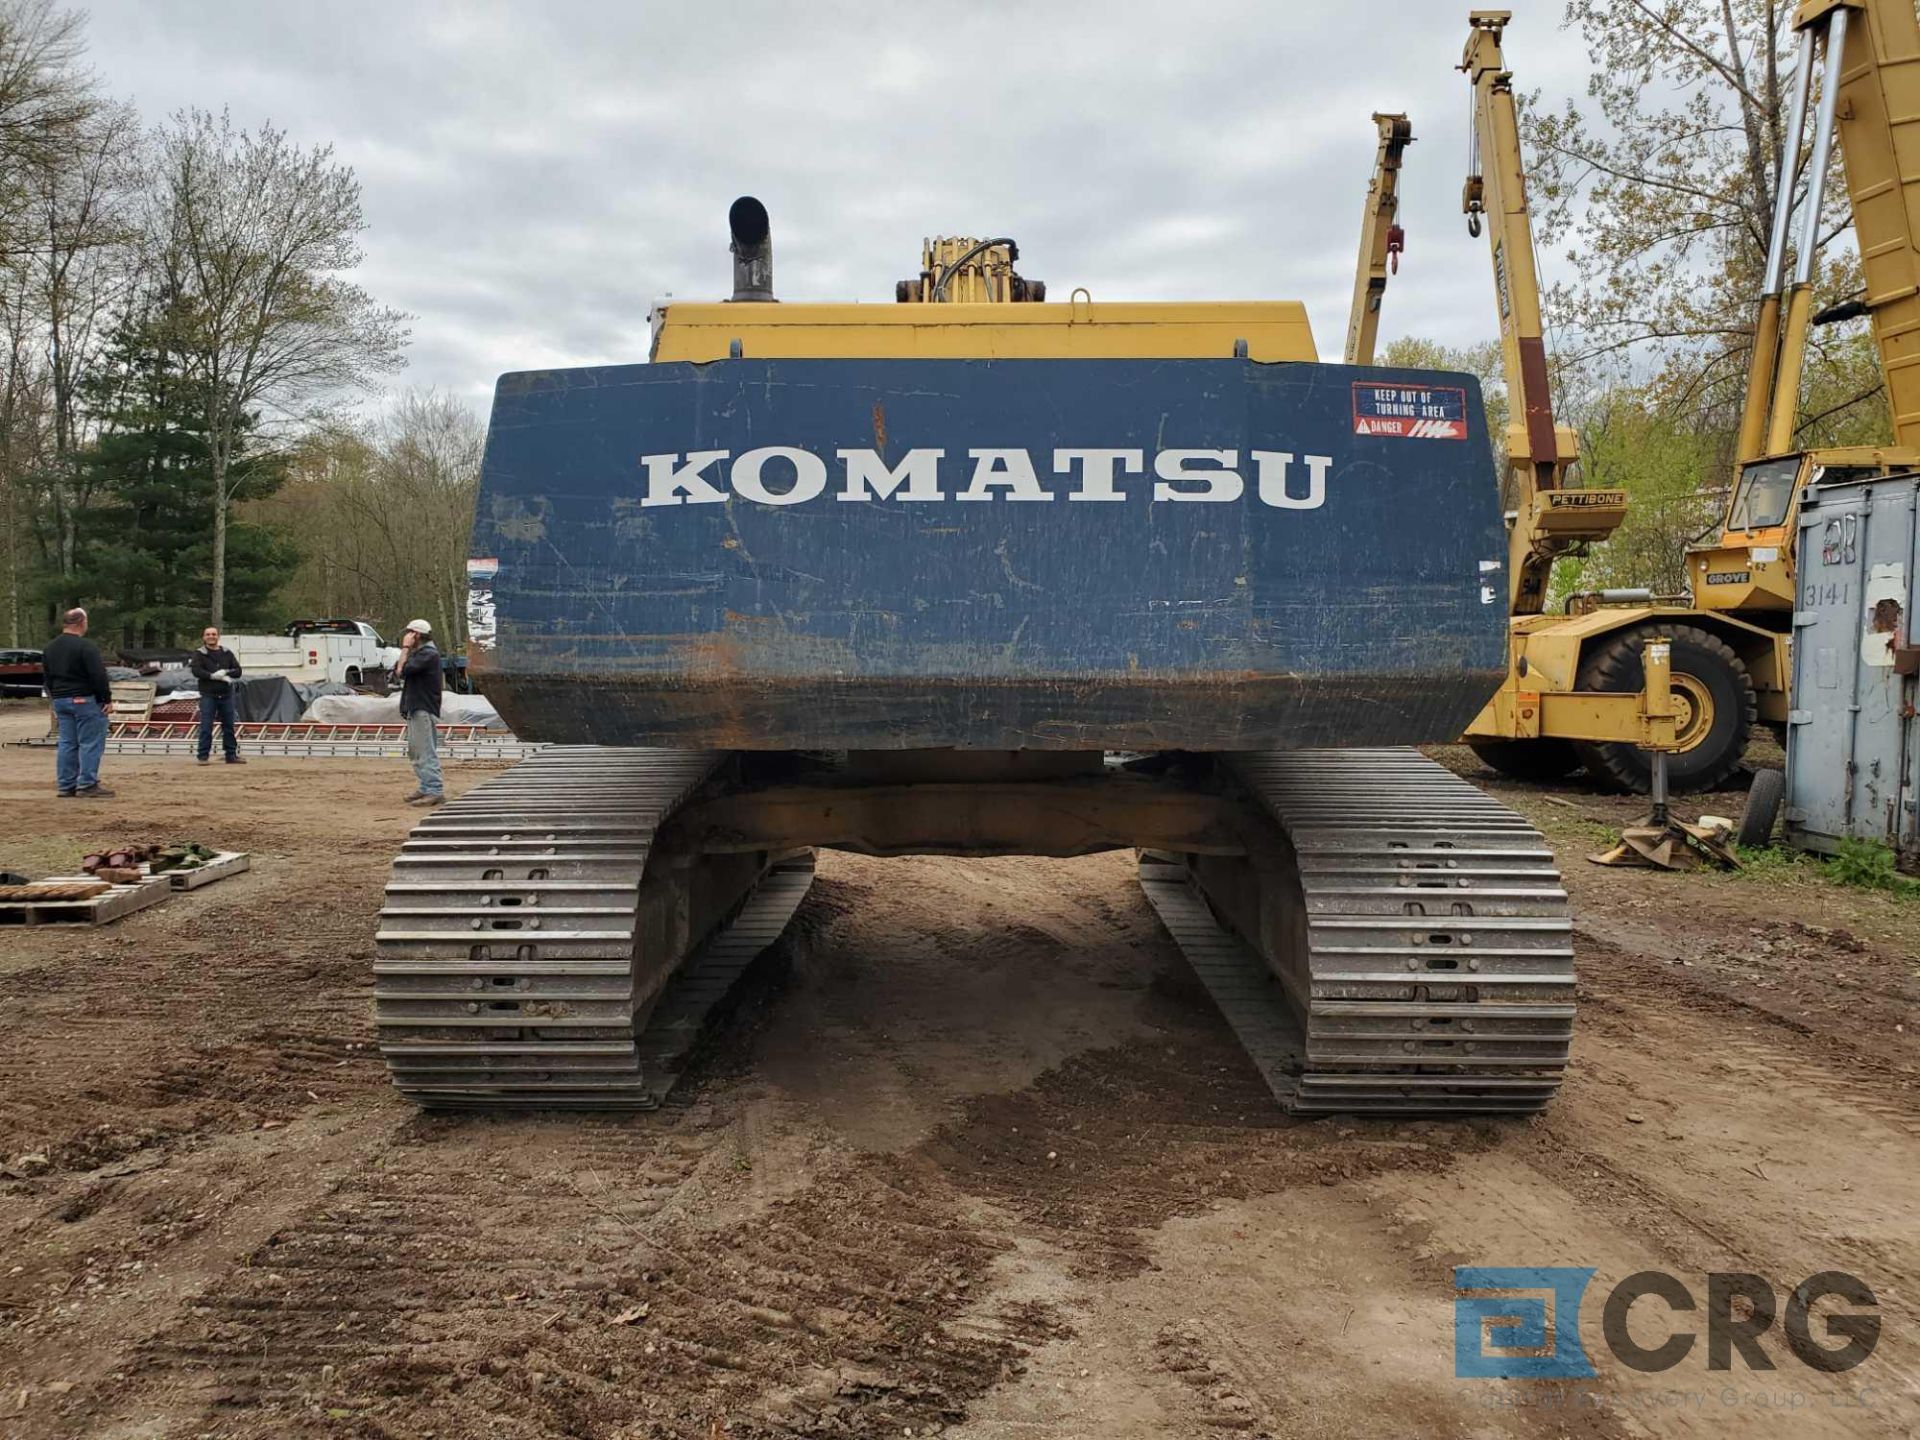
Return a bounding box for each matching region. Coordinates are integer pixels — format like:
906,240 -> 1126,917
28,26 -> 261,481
77,0 -> 1594,407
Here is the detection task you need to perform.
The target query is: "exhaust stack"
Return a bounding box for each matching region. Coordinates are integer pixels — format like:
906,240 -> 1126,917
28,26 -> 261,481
729,196 -> 774,303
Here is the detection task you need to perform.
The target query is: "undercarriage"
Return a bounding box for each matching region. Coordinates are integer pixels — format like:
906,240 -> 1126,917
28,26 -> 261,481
373,747 -> 1573,1117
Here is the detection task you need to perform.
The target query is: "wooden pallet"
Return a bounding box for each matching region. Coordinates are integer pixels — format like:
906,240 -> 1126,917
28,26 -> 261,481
110,679 -> 157,722
151,851 -> 250,891
0,874 -> 171,927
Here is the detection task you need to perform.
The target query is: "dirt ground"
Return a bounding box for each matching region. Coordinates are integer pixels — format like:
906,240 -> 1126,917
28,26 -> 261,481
0,700 -> 1915,1439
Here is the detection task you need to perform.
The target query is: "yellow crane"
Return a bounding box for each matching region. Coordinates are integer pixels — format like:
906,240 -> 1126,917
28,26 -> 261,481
1461,2 -> 1920,797
1693,0 -> 1920,650
1344,113 -> 1414,366
1452,10 -> 1693,790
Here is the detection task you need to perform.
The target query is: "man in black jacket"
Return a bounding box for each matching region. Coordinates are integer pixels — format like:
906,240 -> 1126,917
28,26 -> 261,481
189,625 -> 246,765
395,618 -> 443,806
44,607 -> 113,798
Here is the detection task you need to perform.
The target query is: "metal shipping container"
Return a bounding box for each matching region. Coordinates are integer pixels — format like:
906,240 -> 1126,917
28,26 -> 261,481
1786,472 -> 1920,868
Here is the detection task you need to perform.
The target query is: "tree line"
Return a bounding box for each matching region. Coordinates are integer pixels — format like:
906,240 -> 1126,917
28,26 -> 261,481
0,0 -> 481,658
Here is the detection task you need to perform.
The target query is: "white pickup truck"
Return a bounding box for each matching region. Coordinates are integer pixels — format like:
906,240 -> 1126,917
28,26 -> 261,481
225,620 -> 403,687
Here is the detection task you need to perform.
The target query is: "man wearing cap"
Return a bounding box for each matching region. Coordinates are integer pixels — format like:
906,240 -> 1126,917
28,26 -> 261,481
394,619 -> 444,806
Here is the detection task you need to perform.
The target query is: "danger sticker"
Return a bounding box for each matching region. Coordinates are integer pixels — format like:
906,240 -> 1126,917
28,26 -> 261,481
467,557 -> 500,581
1352,382 -> 1468,440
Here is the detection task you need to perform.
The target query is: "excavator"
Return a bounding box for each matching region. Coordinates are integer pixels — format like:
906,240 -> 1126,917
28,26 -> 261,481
370,199 -> 1588,1118
1451,5 -> 1920,798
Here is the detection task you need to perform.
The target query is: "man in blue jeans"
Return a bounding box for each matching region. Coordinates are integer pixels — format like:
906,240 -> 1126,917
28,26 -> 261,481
394,619 -> 444,806
43,607 -> 114,798
189,625 -> 247,765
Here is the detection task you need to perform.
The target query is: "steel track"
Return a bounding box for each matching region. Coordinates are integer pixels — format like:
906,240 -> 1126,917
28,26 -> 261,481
373,746 -> 813,1109
1140,748 -> 1574,1115
375,745 -> 1568,1117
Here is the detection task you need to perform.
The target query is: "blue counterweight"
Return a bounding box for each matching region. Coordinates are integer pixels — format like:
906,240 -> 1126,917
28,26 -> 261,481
468,357 -> 1507,751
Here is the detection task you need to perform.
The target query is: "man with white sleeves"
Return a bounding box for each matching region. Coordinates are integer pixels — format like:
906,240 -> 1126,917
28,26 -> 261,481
189,625 -> 246,766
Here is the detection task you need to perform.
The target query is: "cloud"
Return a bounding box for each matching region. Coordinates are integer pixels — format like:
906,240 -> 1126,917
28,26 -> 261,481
79,0 -> 1594,404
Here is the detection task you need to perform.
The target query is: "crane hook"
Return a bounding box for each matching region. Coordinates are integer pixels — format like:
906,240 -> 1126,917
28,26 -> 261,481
1463,175 -> 1486,239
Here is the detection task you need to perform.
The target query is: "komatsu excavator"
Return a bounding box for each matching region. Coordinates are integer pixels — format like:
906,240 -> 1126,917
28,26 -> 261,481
1458,4 -> 1920,796
372,179 -> 1584,1118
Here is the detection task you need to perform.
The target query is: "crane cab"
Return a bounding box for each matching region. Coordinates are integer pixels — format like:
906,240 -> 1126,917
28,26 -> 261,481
1690,446 -> 1920,622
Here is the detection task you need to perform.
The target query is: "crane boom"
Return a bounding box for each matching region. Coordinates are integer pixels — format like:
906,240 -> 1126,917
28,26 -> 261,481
1694,0 -> 1920,625
1735,26 -> 1817,463
1808,0 -> 1920,448
1461,11 -> 1622,615
1738,0 -> 1920,459
1343,113 -> 1414,366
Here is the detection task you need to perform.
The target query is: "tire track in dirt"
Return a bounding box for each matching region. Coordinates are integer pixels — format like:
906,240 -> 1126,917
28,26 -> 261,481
1,1104 -> 404,1436
1573,933 -> 1918,1149
89,1098 -> 1062,1437
29,1030 -> 1354,1439
1572,928 -> 1918,1117
79,1114 -> 721,1436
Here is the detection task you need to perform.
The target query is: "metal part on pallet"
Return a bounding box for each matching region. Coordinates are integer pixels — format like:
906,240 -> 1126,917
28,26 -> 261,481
1141,748 -> 1573,1114
373,745 -> 812,1109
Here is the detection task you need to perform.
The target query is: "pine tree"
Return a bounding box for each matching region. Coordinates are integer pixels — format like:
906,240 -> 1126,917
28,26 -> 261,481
70,302 -> 295,650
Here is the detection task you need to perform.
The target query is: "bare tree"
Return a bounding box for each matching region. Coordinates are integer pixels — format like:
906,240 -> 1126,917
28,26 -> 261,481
1529,1 -> 1865,432
22,97 -> 139,581
248,391 -> 484,644
0,269 -> 50,643
372,390 -> 484,648
0,0 -> 112,640
148,108 -> 409,625
0,0 -> 94,257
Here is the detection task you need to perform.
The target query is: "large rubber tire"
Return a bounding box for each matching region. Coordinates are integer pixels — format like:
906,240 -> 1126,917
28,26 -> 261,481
1467,737 -> 1583,782
1572,623 -> 1756,794
1737,767 -> 1785,848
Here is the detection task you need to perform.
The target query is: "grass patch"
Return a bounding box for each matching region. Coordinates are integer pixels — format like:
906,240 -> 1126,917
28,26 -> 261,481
1515,800 -> 1618,849
1733,839 -> 1920,898
1827,838 -> 1920,896
1734,844 -> 1820,880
